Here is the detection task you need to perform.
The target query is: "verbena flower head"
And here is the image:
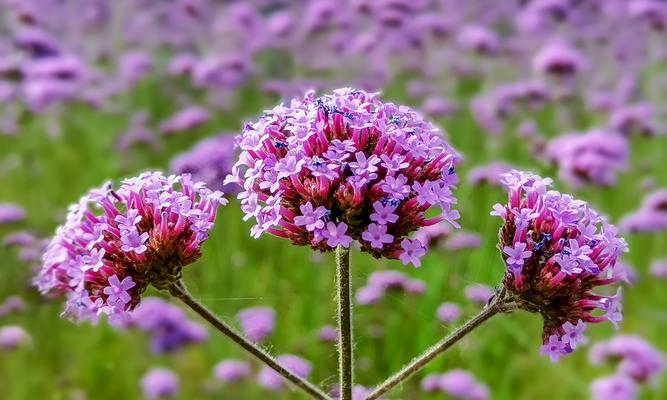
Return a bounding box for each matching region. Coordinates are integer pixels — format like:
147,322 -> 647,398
494,170 -> 628,362
214,359 -> 252,383
590,335 -> 665,383
590,374 -> 637,400
0,325 -> 31,351
436,302 -> 462,323
545,130 -> 629,188
118,297 -> 208,354
0,203 -> 26,224
355,270 -> 426,305
258,354 -> 312,391
170,133 -> 239,193
236,306 -> 276,343
35,172 -> 226,322
141,367 -> 180,399
421,369 -> 489,400
228,88 -> 460,267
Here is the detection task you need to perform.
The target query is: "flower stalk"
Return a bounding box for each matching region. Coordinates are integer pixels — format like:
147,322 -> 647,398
336,245 -> 354,400
167,280 -> 331,400
364,288 -> 516,400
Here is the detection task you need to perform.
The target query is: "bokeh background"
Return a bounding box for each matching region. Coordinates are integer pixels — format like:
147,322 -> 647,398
1,1 -> 666,399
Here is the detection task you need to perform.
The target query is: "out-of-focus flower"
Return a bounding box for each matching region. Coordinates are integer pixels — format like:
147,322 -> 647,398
464,284 -> 494,305
494,170 -> 628,361
468,162 -> 516,187
118,297 -> 207,354
456,25 -> 500,55
228,89 -> 460,267
317,325 -> 338,343
0,325 -> 31,350
2,231 -> 36,247
545,129 -> 629,188
628,0 -> 667,31
421,369 -> 489,400
590,374 -> 638,400
141,368 -> 180,399
34,172 -> 226,322
445,231 -> 482,251
609,103 -> 659,137
356,270 -> 426,305
619,190 -> 667,233
236,307 -> 275,343
258,354 -> 311,391
118,51 -> 153,85
0,296 -> 27,317
214,359 -> 252,383
590,335 -> 665,383
649,258 -> 667,278
0,203 -> 26,224
159,106 -> 210,136
436,302 -> 461,323
533,40 -> 587,77
421,96 -> 457,118
170,133 -> 238,192
413,222 -> 451,249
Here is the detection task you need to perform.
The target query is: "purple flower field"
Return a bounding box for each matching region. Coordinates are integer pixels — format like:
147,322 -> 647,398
1,1 -> 666,399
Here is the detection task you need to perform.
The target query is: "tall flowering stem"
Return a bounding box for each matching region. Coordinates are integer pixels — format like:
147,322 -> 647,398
335,245 -> 353,400
167,280 -> 331,400
34,172 -> 332,400
364,289 -> 515,400
366,170 -> 627,399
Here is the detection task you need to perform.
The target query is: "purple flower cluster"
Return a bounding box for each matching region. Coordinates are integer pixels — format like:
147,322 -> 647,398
590,335 -> 665,383
436,302 -> 462,323
464,284 -> 495,306
421,369 -> 489,400
445,231 -> 482,251
0,295 -> 27,317
228,88 -> 460,266
609,103 -> 660,137
214,359 -> 252,383
412,222 -> 451,250
494,170 -> 628,362
258,354 -> 312,391
619,190 -> 667,233
159,106 -> 210,136
141,368 -> 180,399
468,162 -> 516,187
0,203 -> 26,224
117,297 -> 207,354
0,325 -> 31,351
236,306 -> 276,343
590,374 -> 638,400
649,258 -> 667,279
545,129 -> 629,188
34,172 -> 226,322
2,230 -> 49,265
170,133 -> 239,193
356,270 -> 426,305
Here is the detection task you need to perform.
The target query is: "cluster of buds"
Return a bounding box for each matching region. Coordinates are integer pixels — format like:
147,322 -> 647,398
493,170 -> 628,361
34,172 -> 226,322
227,88 -> 460,266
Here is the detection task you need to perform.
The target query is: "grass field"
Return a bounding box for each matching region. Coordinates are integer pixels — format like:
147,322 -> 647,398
1,77 -> 666,400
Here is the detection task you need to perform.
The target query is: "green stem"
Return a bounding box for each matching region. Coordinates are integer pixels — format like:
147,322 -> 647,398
168,280 -> 331,400
336,246 -> 353,400
364,290 -> 514,400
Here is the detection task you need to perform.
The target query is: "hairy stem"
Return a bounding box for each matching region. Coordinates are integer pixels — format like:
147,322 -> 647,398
168,280 -> 331,400
336,246 -> 353,400
364,291 -> 514,400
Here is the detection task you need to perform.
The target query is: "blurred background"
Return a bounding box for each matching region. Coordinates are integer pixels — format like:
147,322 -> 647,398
1,0 -> 666,399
